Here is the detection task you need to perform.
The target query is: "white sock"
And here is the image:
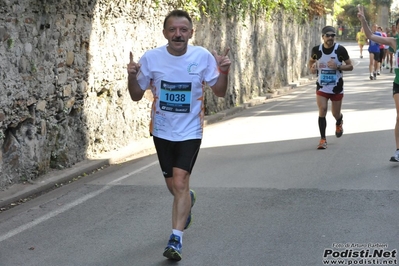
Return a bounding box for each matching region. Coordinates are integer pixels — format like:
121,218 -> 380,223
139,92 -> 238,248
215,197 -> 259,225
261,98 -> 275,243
172,229 -> 183,244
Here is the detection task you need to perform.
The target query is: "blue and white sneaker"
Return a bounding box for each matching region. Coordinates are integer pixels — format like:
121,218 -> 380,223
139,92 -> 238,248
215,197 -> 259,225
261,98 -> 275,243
184,189 -> 196,230
163,234 -> 182,261
390,150 -> 399,162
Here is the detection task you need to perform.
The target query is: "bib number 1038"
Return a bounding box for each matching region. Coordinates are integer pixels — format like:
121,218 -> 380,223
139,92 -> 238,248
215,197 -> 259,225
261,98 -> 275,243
160,81 -> 192,113
163,93 -> 186,103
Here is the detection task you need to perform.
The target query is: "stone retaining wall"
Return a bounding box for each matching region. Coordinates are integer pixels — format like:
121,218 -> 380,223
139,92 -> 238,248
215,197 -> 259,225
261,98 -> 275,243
0,0 -> 323,188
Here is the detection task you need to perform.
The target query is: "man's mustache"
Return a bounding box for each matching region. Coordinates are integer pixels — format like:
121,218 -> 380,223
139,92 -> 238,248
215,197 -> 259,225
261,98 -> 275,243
172,38 -> 185,42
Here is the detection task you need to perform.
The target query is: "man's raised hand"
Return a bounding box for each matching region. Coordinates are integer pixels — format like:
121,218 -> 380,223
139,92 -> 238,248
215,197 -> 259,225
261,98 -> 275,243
127,51 -> 140,77
357,4 -> 365,20
212,47 -> 231,73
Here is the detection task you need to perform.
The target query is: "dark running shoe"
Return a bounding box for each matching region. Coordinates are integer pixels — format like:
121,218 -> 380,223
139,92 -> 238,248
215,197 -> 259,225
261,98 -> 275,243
373,72 -> 377,80
163,234 -> 182,261
184,189 -> 196,230
369,75 -> 373,80
335,120 -> 343,138
390,150 -> 399,162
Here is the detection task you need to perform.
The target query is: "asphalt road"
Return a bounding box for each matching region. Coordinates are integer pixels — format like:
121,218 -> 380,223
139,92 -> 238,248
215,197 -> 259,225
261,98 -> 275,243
0,42 -> 399,266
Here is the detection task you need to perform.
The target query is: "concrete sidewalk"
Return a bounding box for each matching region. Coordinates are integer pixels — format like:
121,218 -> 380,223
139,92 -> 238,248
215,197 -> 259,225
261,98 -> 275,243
0,76 -> 314,210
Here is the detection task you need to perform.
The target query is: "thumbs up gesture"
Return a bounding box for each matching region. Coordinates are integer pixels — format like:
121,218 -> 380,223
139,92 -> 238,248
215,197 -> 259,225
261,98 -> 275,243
127,52 -> 141,77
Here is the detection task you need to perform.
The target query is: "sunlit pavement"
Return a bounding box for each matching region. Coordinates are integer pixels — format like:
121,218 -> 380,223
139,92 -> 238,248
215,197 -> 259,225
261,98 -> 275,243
0,42 -> 398,266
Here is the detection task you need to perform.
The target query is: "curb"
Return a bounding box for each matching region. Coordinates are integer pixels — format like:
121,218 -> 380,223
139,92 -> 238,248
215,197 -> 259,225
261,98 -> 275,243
0,76 -> 314,210
0,159 -> 108,209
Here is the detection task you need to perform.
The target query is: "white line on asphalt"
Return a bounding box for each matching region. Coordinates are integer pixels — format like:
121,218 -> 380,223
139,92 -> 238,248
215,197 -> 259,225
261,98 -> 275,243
0,160 -> 158,243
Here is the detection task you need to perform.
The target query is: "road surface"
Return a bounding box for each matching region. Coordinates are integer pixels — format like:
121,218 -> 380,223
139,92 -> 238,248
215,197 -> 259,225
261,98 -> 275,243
0,42 -> 398,266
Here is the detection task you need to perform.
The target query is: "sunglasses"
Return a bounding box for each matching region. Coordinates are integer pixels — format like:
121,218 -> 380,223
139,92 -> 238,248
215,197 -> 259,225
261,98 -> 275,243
324,33 -> 336,38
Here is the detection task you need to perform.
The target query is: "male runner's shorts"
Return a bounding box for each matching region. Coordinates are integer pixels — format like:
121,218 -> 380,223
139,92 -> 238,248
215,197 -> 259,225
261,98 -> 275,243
316,90 -> 344,101
393,82 -> 399,95
370,52 -> 380,61
378,49 -> 384,63
153,136 -> 201,178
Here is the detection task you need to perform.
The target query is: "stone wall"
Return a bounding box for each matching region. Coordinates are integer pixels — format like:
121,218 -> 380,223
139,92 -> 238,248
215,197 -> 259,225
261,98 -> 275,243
0,0 -> 323,188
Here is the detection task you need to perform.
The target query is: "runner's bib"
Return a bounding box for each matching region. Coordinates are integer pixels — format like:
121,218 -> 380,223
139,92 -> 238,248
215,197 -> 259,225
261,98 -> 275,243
320,70 -> 337,85
160,80 -> 192,113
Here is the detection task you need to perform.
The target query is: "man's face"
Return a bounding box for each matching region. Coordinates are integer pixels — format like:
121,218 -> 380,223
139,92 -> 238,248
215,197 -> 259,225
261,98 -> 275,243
323,31 -> 336,47
163,16 -> 193,56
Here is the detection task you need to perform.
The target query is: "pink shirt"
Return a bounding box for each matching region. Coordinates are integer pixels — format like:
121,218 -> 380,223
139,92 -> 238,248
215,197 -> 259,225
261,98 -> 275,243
380,32 -> 387,49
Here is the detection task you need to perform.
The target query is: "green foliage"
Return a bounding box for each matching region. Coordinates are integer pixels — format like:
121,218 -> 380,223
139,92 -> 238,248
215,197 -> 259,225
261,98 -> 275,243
337,3 -> 360,27
377,0 -> 392,6
7,38 -> 14,50
161,0 -> 329,22
30,61 -> 37,73
334,0 -> 393,27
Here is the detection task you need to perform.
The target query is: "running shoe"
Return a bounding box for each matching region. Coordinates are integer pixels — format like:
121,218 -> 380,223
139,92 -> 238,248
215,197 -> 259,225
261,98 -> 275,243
317,139 -> 327,149
360,55 -> 363,58
184,189 -> 196,229
335,120 -> 343,138
377,71 -> 380,75
389,150 -> 399,162
373,72 -> 377,80
391,68 -> 393,73
163,234 -> 182,261
369,74 -> 373,80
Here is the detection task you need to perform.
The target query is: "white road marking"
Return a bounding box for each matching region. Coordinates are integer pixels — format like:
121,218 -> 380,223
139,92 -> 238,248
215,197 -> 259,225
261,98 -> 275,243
0,161 -> 158,243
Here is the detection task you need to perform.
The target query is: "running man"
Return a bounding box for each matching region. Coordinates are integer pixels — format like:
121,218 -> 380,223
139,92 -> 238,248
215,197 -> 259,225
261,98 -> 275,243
127,10 -> 231,260
309,26 -> 354,149
368,24 -> 382,80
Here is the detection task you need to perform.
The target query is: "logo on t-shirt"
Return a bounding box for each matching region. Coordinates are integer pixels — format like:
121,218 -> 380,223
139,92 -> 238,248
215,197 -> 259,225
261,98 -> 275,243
187,62 -> 199,75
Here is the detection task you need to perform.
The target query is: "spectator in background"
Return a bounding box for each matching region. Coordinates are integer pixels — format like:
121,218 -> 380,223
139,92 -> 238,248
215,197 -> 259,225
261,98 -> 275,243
356,27 -> 367,58
387,25 -> 397,73
338,25 -> 343,40
392,24 -> 398,37
358,5 -> 399,162
367,24 -> 381,80
377,26 -> 387,73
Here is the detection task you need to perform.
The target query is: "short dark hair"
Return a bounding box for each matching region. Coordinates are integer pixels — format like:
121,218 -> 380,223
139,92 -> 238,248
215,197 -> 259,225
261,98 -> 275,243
163,10 -> 193,29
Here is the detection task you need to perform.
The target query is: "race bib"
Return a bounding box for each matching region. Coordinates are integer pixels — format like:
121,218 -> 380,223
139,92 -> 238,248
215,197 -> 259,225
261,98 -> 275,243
320,70 -> 337,85
159,81 -> 192,113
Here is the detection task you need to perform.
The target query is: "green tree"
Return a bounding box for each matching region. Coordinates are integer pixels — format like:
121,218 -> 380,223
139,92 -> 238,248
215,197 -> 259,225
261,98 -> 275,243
158,0 -> 331,22
333,0 -> 393,28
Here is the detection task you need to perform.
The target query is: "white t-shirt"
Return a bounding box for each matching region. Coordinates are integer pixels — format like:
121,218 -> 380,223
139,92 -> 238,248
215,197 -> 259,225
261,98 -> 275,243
137,45 -> 219,141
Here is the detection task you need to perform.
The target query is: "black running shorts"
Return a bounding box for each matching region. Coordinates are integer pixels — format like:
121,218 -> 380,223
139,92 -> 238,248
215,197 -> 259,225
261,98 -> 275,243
370,51 -> 380,62
153,136 -> 201,178
393,82 -> 399,95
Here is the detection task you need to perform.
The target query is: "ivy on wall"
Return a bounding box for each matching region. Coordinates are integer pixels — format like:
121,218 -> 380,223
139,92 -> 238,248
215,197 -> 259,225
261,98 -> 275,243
153,0 -> 328,22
